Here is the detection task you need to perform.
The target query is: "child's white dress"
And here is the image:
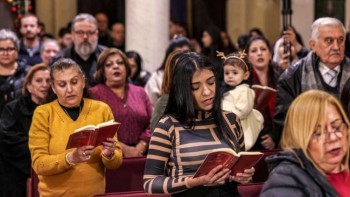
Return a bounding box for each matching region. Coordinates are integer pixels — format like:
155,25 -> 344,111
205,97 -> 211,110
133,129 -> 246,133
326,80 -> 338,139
222,84 -> 264,150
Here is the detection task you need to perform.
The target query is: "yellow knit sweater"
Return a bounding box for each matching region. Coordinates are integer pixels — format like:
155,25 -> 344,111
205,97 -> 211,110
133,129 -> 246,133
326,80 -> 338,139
29,98 -> 123,197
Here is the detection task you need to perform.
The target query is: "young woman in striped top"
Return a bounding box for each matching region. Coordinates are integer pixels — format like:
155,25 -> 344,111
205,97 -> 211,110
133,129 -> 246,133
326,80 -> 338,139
143,52 -> 254,196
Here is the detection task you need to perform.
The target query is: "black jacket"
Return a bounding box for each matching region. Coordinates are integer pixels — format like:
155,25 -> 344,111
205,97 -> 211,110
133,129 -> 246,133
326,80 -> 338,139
0,95 -> 38,197
260,149 -> 339,197
0,60 -> 30,114
18,40 -> 43,66
274,52 -> 350,145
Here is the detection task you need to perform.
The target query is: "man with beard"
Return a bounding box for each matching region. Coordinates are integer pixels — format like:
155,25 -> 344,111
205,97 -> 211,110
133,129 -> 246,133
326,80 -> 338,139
18,14 -> 43,66
274,17 -> 350,145
53,13 -> 105,86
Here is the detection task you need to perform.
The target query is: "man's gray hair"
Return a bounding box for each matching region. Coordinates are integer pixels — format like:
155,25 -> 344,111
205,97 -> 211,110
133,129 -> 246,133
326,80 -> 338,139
72,13 -> 98,30
0,29 -> 20,49
41,38 -> 60,52
311,17 -> 346,42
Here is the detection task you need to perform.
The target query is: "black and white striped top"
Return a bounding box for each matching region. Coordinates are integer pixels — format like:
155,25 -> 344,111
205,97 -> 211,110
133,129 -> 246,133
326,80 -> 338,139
143,111 -> 244,194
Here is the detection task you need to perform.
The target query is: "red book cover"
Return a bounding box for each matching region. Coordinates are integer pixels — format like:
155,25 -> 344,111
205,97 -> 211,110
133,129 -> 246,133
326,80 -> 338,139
193,148 -> 263,178
95,122 -> 121,146
66,120 -> 120,149
252,85 -> 277,112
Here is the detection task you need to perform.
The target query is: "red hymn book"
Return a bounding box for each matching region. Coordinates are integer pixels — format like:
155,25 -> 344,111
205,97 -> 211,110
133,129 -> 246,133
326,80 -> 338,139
66,120 -> 120,149
193,148 -> 263,178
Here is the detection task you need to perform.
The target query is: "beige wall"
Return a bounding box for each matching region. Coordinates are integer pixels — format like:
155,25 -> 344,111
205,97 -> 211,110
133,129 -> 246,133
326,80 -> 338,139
226,0 -> 350,50
36,0 -> 77,38
291,0 -> 314,49
346,0 -> 350,30
227,0 -> 281,47
36,0 -> 350,46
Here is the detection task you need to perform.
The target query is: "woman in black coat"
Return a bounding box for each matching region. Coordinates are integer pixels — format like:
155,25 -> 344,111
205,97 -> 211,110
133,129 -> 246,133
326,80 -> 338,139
260,90 -> 350,197
0,64 -> 50,197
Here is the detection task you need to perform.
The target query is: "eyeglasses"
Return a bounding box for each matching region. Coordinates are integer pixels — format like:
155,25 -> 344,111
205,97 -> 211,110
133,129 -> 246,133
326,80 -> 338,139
73,30 -> 97,37
0,47 -> 16,54
312,121 -> 348,143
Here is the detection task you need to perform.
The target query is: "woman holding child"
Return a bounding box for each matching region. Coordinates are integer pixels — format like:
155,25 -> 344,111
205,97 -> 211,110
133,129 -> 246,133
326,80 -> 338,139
246,35 -> 283,150
220,51 -> 264,150
144,52 -> 254,196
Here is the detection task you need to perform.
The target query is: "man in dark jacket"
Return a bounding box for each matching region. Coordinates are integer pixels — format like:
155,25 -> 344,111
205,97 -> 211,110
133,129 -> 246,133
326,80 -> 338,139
53,13 -> 106,86
274,17 -> 350,145
18,14 -> 43,66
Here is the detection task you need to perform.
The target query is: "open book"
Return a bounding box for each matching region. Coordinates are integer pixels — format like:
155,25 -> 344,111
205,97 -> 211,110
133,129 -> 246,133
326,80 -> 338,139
66,120 -> 120,149
193,148 -> 263,178
252,84 -> 277,111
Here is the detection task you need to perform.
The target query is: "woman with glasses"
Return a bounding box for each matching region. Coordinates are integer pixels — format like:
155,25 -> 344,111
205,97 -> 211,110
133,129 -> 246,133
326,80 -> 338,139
90,48 -> 152,157
0,29 -> 30,114
261,90 -> 350,197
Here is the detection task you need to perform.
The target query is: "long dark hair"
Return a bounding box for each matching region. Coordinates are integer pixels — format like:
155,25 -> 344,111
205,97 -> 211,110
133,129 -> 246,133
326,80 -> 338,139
156,36 -> 193,71
126,50 -> 142,80
164,52 -> 236,150
245,35 -> 280,88
202,26 -> 225,60
341,78 -> 350,117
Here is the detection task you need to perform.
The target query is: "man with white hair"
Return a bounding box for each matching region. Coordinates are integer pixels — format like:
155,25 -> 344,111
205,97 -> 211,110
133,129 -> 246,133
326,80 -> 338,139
53,13 -> 105,86
274,17 -> 350,145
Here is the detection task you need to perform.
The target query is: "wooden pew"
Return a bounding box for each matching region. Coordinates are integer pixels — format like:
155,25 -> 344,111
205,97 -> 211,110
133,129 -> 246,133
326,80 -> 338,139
106,156 -> 147,193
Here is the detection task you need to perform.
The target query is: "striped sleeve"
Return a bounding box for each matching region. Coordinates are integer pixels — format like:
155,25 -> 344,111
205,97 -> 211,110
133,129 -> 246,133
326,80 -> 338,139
223,112 -> 245,151
143,116 -> 189,194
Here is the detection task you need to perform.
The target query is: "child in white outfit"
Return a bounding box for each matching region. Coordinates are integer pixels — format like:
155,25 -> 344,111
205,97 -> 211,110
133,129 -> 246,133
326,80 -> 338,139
219,51 -> 264,150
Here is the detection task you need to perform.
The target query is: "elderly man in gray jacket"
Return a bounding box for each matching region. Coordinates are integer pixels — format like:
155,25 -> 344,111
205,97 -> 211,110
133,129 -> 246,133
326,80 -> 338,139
274,17 -> 350,145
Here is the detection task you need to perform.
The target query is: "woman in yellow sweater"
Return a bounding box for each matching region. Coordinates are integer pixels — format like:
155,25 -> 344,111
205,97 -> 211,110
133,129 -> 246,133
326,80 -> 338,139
29,58 -> 123,197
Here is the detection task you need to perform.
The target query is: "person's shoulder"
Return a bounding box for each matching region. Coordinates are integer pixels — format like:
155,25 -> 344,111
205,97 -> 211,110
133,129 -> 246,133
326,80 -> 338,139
140,70 -> 151,78
15,59 -> 31,74
221,111 -> 238,122
234,84 -> 251,91
90,84 -> 105,92
128,83 -> 143,91
265,150 -> 305,175
84,98 -> 114,116
97,45 -> 107,52
158,114 -> 175,123
85,98 -> 109,108
224,85 -> 250,99
279,55 -> 309,81
151,70 -> 164,79
2,97 -> 21,114
18,40 -> 26,51
342,56 -> 350,66
34,101 -> 55,115
128,83 -> 149,96
154,114 -> 177,131
57,47 -> 72,57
